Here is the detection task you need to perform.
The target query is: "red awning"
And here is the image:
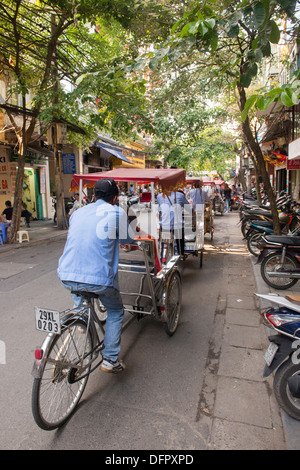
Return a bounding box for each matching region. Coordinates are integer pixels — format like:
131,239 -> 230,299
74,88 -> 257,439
186,176 -> 224,186
71,168 -> 186,192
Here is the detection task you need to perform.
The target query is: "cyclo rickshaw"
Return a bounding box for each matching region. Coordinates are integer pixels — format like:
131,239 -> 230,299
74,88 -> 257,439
31,168 -> 188,430
186,176 -> 220,241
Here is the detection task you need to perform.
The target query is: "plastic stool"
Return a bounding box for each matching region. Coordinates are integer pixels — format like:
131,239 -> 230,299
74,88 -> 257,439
17,230 -> 30,243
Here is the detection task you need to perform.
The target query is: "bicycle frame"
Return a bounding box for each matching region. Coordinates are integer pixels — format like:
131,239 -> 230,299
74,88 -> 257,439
32,241 -> 180,380
32,300 -> 104,380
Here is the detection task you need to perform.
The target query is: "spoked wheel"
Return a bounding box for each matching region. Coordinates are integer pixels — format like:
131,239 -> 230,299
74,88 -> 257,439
261,252 -> 299,290
32,319 -> 94,430
163,271 -> 182,336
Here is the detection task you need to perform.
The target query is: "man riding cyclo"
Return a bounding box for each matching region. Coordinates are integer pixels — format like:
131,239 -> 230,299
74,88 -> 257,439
58,178 -> 138,374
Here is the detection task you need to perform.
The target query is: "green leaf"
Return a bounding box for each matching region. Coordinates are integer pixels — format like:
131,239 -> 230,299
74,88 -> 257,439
240,73 -> 252,88
247,62 -> 258,78
268,20 -> 280,44
244,94 -> 258,113
260,41 -> 271,57
227,24 -> 239,37
254,48 -> 263,61
204,19 -> 216,30
281,91 -> 295,107
266,87 -> 282,97
256,95 -> 266,110
253,2 -> 266,28
276,0 -> 297,16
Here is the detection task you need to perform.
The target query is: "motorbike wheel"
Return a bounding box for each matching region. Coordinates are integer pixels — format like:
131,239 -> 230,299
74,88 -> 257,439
273,359 -> 300,420
247,231 -> 263,257
241,219 -> 252,238
261,252 -> 299,290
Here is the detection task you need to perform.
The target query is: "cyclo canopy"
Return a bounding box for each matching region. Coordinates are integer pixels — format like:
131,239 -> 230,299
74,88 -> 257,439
71,168 -> 186,194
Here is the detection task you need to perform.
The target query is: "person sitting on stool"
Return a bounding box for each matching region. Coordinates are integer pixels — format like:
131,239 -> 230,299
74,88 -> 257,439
2,200 -> 32,227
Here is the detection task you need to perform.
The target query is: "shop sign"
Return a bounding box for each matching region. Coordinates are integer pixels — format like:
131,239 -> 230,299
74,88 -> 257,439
62,153 -> 76,174
287,158 -> 300,170
0,155 -> 9,194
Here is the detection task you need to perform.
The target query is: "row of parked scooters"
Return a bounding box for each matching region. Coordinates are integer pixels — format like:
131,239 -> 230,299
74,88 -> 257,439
240,191 -> 300,421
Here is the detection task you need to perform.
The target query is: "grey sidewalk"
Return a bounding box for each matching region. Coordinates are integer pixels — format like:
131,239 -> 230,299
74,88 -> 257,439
1,213 -> 300,449
203,212 -> 300,450
0,219 -> 68,252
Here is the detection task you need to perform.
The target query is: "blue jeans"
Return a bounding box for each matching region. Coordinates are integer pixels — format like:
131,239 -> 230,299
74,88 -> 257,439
61,281 -> 124,363
225,198 -> 230,212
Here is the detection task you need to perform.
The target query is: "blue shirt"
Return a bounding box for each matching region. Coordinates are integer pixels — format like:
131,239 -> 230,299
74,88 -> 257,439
189,188 -> 210,207
157,191 -> 191,230
57,199 -> 135,290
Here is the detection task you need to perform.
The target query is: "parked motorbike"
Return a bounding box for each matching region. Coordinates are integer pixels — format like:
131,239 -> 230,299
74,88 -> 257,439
245,210 -> 300,257
213,193 -> 225,215
230,195 -> 239,211
257,233 -> 300,290
257,292 -> 300,420
240,194 -> 292,238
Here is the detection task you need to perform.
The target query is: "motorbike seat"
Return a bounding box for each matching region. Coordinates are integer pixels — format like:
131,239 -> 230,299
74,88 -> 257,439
248,210 -> 272,216
285,295 -> 300,305
251,220 -> 273,228
265,235 -> 300,246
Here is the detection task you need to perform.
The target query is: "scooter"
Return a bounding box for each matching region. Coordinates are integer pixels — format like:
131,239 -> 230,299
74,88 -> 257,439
245,211 -> 300,257
256,293 -> 300,420
240,194 -> 292,238
257,233 -> 300,290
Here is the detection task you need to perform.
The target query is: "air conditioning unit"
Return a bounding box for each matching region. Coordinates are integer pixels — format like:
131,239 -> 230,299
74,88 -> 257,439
47,123 -> 68,145
56,123 -> 67,145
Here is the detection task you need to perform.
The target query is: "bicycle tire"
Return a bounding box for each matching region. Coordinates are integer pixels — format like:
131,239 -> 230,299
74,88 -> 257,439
163,271 -> 182,336
32,318 -> 94,431
261,252 -> 299,290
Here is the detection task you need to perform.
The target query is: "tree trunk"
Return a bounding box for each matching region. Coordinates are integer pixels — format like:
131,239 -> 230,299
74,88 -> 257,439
8,151 -> 25,243
238,86 -> 281,234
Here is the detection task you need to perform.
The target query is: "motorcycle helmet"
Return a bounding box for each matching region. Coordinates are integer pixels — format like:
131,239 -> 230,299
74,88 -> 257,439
278,212 -> 291,224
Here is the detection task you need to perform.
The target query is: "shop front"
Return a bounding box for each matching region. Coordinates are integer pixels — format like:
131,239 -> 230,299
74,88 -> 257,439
0,145 -> 53,220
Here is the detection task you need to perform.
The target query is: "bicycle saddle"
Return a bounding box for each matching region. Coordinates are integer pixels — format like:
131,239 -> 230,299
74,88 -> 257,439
71,290 -> 99,299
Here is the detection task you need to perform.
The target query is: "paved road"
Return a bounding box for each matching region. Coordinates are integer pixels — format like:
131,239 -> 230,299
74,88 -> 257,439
0,213 -> 290,450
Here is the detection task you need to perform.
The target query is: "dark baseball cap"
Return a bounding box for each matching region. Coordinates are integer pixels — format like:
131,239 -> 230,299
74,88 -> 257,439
94,178 -> 119,198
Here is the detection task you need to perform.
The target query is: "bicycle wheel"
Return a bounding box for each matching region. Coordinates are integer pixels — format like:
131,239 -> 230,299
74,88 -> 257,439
32,318 -> 94,430
261,252 -> 299,290
163,271 -> 182,336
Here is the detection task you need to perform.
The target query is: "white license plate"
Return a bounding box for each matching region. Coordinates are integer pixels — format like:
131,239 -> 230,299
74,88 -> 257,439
264,342 -> 279,367
35,307 -> 61,334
